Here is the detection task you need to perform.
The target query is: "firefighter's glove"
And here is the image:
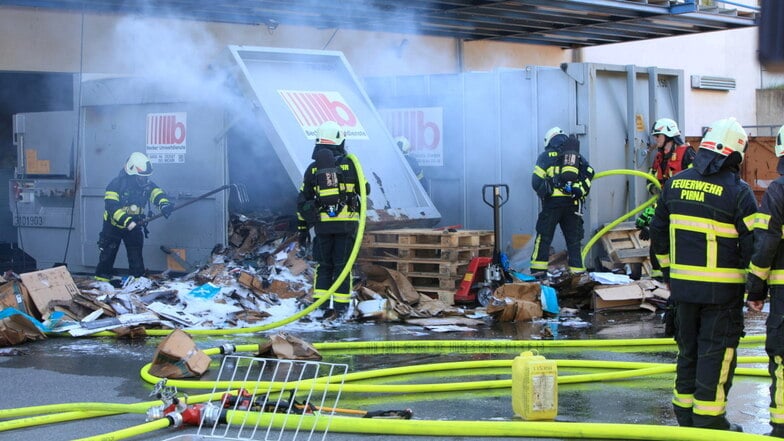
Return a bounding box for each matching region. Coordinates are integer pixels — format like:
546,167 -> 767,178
636,205 -> 656,229
297,230 -> 311,258
569,184 -> 584,199
638,226 -> 650,241
126,221 -> 137,231
663,298 -> 677,338
538,179 -> 553,198
746,274 -> 768,300
298,230 -> 310,247
160,202 -> 175,219
296,232 -> 310,259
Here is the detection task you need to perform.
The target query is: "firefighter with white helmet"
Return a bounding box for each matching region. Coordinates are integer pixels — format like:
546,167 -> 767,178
636,117 -> 697,275
746,123 -> 784,438
297,121 -> 370,320
530,126 -> 595,275
650,117 -> 755,433
95,152 -> 174,282
647,118 -> 696,193
394,135 -> 427,188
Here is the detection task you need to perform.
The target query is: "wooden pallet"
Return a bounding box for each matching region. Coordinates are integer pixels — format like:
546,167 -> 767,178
416,288 -> 457,305
358,259 -> 470,278
362,228 -> 494,249
408,273 -> 462,290
600,221 -> 652,276
359,245 -> 492,262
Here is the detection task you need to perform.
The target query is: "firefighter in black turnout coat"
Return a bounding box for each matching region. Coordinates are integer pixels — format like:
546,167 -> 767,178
649,117 -> 756,433
746,124 -> 784,438
95,152 -> 174,281
297,121 -> 368,317
530,127 -> 594,274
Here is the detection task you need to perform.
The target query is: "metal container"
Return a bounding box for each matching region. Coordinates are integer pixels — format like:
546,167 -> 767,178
365,63 -> 684,265
9,46 -> 441,273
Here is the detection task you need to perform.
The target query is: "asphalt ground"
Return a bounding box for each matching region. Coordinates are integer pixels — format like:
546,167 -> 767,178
0,309 -> 773,440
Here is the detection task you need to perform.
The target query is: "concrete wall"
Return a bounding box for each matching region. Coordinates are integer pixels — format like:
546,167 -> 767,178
756,89 -> 784,127
581,27 -> 761,137
0,6 -> 567,77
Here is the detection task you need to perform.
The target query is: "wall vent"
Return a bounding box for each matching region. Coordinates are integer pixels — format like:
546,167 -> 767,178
690,75 -> 736,91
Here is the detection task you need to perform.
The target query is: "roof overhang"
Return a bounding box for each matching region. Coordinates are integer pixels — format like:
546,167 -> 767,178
0,0 -> 758,48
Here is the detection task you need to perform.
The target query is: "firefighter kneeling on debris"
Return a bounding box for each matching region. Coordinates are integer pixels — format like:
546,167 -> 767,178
649,117 -> 756,433
297,121 -> 369,320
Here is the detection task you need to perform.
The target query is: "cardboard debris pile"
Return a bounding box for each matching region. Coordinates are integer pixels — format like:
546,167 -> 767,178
592,278 -> 669,312
0,213 -> 677,347
486,283 -> 544,321
0,220 -> 485,346
353,264 -> 474,328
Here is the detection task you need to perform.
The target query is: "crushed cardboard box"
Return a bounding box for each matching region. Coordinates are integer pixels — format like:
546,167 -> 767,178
592,283 -> 655,311
0,281 -> 32,314
487,283 -> 543,321
256,332 -> 322,360
19,266 -> 79,319
0,308 -> 46,347
148,329 -> 211,378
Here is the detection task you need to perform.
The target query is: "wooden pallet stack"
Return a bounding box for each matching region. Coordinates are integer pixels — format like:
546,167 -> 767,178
358,228 -> 494,304
599,221 -> 652,276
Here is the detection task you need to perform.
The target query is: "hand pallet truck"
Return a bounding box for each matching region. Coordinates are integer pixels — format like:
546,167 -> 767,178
454,184 -> 513,306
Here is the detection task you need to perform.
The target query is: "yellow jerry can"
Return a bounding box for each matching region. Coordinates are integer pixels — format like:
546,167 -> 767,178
512,350 -> 558,420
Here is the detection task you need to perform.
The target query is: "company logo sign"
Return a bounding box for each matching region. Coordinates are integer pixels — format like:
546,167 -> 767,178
279,90 -> 368,139
380,107 -> 443,167
146,112 -> 186,163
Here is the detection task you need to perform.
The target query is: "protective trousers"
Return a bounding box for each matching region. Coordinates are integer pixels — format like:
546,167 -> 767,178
530,204 -> 585,272
95,221 -> 145,279
671,299 -> 744,430
312,231 -> 356,311
766,290 -> 784,437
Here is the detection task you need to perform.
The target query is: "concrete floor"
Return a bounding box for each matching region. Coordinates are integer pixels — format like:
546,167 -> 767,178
0,308 -> 773,440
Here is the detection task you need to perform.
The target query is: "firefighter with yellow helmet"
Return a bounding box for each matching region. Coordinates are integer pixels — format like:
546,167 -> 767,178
746,124 -> 784,438
650,117 -> 756,433
297,121 -> 369,319
95,152 -> 174,282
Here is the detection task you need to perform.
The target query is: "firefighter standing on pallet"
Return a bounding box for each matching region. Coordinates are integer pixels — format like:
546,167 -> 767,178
649,117 -> 756,433
746,124 -> 784,438
530,127 -> 594,275
636,118 -> 696,277
95,152 -> 174,282
297,121 -> 368,319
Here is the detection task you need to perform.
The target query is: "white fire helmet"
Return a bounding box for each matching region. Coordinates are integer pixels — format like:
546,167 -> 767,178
124,152 -> 153,176
394,136 -> 411,154
651,118 -> 681,138
698,117 -> 748,158
776,124 -> 784,157
316,121 -> 345,146
543,126 -> 565,147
